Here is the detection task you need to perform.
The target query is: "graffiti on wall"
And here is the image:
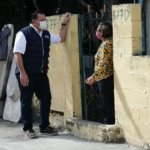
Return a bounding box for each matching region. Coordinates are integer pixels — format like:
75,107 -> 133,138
47,16 -> 62,30
112,9 -> 130,21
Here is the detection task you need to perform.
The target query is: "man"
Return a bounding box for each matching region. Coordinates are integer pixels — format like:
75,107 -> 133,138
13,11 -> 71,138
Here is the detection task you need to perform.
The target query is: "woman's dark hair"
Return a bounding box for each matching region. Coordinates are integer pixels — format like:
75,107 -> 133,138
30,10 -> 45,23
98,22 -> 112,38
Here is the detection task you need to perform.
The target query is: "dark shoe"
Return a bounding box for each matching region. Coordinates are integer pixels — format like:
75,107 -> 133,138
24,129 -> 38,139
40,126 -> 58,136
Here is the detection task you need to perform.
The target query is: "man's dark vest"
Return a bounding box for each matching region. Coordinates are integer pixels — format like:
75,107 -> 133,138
17,26 -> 51,74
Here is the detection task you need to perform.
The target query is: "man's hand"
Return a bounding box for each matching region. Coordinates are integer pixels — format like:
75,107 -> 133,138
20,72 -> 29,87
59,12 -> 71,42
14,52 -> 29,87
61,12 -> 71,24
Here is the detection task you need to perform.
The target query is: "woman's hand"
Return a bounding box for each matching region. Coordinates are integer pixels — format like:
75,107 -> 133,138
85,75 -> 94,86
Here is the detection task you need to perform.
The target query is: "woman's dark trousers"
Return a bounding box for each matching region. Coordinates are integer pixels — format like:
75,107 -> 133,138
97,75 -> 115,124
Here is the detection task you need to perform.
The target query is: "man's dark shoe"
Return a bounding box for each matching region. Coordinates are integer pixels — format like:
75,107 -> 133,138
24,129 -> 38,139
40,126 -> 58,136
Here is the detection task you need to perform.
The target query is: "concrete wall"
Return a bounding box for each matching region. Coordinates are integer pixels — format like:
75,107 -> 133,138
113,4 -> 150,145
47,15 -> 82,123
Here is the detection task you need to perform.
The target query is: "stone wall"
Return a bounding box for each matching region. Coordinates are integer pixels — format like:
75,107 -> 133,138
113,4 -> 150,145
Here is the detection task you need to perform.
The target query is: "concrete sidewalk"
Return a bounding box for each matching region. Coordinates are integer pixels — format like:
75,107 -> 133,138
0,119 -> 142,150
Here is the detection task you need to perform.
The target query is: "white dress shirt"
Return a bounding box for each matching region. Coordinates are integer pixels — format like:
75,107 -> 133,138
13,25 -> 61,54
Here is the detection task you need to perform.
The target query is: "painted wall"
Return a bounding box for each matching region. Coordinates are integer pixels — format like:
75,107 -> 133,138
113,4 -> 150,145
47,15 -> 82,122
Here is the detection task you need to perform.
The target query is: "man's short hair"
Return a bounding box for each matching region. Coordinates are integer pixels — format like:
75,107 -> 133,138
30,10 -> 45,23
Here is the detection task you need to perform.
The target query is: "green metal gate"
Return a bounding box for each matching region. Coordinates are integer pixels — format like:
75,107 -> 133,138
78,14 -> 103,122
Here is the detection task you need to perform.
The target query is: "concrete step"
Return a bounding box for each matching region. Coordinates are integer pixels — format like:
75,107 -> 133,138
66,118 -> 126,143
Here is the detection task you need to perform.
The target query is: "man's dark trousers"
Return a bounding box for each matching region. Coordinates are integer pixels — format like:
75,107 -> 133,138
16,73 -> 51,131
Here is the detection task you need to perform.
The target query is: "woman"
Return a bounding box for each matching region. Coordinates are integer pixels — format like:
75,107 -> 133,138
86,22 -> 115,124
